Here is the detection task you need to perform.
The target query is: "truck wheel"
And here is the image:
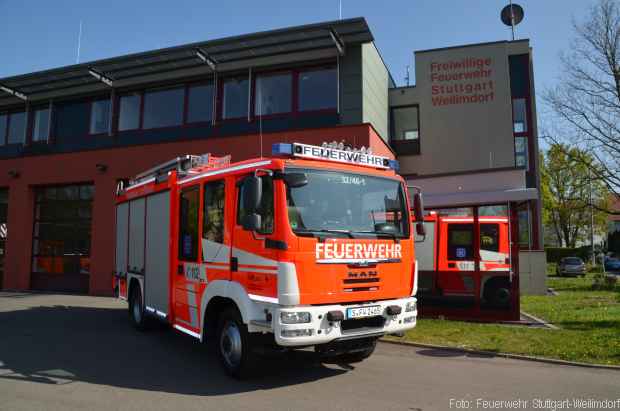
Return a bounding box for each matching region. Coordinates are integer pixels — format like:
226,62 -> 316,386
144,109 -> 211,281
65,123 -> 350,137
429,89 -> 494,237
484,281 -> 511,307
217,308 -> 256,379
335,338 -> 378,364
129,285 -> 148,331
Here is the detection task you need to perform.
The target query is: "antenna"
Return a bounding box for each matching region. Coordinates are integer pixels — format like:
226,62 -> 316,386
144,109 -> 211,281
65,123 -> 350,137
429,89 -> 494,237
339,0 -> 342,20
500,2 -> 524,41
76,20 -> 83,64
405,65 -> 410,86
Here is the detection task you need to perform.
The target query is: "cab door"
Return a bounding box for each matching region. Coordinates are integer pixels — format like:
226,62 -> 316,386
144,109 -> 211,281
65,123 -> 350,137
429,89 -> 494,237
438,220 -> 476,296
230,174 -> 279,301
173,185 -> 203,334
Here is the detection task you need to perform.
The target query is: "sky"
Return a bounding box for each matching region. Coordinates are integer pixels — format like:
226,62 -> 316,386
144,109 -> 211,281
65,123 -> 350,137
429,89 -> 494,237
0,0 -> 593,117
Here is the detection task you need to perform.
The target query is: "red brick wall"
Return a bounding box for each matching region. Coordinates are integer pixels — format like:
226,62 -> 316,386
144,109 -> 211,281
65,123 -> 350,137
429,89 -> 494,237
0,124 -> 391,295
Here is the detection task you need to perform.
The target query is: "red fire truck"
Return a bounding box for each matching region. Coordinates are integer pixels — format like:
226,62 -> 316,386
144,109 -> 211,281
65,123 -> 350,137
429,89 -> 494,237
415,212 -> 512,308
114,142 -> 423,377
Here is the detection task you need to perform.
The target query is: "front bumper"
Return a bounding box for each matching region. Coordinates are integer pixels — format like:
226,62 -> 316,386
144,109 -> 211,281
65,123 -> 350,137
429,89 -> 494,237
272,296 -> 417,347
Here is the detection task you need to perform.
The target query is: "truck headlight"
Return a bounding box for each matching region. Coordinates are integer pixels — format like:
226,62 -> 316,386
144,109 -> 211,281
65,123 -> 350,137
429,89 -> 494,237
405,301 -> 417,312
280,311 -> 311,324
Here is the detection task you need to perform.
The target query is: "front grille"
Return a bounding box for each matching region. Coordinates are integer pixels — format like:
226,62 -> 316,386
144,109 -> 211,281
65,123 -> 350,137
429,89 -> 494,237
341,315 -> 385,334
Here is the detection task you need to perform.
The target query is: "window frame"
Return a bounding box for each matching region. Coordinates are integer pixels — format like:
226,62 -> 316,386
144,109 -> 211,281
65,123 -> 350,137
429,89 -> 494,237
31,106 -> 51,143
178,185 -> 201,262
0,112 -> 8,146
202,179 -> 225,247
117,92 -> 143,132
185,81 -> 215,125
251,70 -> 294,119
390,104 -> 421,155
5,110 -> 27,145
218,75 -> 250,121
142,86 -> 186,130
297,65 -> 339,113
88,98 -> 112,136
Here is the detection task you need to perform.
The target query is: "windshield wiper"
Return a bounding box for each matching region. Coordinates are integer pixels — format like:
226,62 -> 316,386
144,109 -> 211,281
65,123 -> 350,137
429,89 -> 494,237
352,230 -> 400,240
294,229 -> 355,238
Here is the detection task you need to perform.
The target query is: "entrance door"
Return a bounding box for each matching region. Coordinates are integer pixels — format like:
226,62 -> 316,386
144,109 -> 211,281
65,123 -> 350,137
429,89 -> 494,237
31,185 -> 94,293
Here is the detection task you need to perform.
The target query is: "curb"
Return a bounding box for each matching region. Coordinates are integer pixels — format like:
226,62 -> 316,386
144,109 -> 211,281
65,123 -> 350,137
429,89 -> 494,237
519,311 -> 559,330
379,338 -> 620,371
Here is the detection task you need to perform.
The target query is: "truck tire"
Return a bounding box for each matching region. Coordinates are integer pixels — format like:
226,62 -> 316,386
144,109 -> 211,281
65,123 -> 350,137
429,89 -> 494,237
483,280 -> 511,308
337,338 -> 377,363
129,285 -> 148,331
216,307 -> 256,379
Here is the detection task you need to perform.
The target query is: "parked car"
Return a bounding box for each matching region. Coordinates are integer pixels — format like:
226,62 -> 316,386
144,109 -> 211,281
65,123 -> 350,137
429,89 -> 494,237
604,257 -> 620,273
556,257 -> 586,277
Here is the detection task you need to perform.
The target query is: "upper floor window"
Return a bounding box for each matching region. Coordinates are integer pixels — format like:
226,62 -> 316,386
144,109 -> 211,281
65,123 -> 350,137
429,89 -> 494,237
118,94 -> 141,131
7,111 -> 26,144
298,67 -> 337,111
90,99 -> 110,134
187,84 -> 214,123
255,72 -> 292,115
32,108 -> 50,142
0,114 -> 7,145
515,136 -> 528,169
512,98 -> 527,133
391,106 -> 419,141
223,77 -> 249,119
143,87 -> 184,129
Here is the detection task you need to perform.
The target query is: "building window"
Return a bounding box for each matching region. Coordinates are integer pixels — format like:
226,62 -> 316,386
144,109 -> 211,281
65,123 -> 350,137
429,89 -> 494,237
391,106 -> 420,141
118,94 -> 141,131
143,87 -> 184,129
298,67 -> 337,111
7,112 -> 26,144
223,77 -> 249,119
237,175 -> 274,234
31,184 -> 94,289
255,72 -> 292,115
515,136 -> 528,169
512,98 -> 527,133
178,186 -> 200,261
0,114 -> 7,145
518,207 -> 531,248
90,99 -> 110,134
187,84 -> 214,124
32,108 -> 50,142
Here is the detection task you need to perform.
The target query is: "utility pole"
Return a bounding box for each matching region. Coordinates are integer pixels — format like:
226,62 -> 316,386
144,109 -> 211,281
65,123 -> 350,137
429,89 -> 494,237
509,0 -> 516,41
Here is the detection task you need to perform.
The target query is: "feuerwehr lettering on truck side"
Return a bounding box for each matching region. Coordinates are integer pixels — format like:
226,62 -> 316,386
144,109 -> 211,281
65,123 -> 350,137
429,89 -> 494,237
297,144 -> 386,168
315,242 -> 402,264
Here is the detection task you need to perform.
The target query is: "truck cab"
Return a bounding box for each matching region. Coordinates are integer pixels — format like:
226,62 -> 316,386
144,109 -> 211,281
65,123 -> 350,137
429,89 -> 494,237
115,142 -> 420,377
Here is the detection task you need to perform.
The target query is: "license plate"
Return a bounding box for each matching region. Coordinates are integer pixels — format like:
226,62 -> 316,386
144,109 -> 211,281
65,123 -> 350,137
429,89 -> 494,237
347,305 -> 382,319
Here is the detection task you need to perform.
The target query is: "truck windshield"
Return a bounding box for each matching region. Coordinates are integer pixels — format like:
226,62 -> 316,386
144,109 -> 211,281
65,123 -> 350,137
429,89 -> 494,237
285,168 -> 409,238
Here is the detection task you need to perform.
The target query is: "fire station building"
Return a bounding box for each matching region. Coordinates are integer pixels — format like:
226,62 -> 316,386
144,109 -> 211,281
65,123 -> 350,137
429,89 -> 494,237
0,18 -> 544,301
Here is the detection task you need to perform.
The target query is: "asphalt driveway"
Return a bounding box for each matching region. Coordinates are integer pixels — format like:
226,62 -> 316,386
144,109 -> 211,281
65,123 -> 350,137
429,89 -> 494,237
0,292 -> 618,411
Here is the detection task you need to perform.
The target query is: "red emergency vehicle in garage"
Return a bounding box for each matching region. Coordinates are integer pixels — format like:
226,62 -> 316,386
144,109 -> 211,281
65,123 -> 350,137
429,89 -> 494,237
114,142 -> 424,377
415,212 -> 512,309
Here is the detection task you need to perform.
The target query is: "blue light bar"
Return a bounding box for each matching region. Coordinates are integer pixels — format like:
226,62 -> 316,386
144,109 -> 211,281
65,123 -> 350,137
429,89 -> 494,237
272,143 -> 293,156
388,159 -> 400,171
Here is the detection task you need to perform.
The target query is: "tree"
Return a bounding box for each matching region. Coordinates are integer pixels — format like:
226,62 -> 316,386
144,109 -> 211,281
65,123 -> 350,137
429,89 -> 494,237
544,0 -> 620,213
541,144 -> 609,248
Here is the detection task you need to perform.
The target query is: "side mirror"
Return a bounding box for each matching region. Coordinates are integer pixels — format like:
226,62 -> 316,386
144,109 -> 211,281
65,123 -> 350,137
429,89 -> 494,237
283,172 -> 308,188
375,223 -> 398,234
413,192 -> 424,222
416,222 -> 426,236
242,175 -> 262,212
241,213 -> 262,231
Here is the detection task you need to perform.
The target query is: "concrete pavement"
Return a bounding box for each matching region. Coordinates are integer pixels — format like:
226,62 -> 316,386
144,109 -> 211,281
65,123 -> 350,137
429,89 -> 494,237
0,292 -> 618,411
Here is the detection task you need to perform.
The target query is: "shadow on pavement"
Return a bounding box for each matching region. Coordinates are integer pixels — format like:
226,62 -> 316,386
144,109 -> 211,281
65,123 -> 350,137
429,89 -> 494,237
416,348 -> 497,359
0,303 -> 347,395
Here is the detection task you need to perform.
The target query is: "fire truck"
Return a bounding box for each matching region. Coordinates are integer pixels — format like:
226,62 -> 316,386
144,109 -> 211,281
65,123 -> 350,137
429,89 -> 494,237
114,142 -> 424,378
415,212 -> 512,308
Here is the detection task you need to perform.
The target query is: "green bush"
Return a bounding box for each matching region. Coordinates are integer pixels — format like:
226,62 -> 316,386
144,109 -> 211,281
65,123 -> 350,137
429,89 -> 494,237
592,272 -> 618,290
545,246 -> 591,263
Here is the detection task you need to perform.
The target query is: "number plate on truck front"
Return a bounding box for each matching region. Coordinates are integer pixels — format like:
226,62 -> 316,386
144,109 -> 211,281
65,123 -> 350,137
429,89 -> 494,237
346,305 -> 382,319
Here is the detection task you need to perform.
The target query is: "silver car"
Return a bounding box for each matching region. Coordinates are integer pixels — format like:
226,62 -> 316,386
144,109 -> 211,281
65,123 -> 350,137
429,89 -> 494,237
557,257 -> 586,277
